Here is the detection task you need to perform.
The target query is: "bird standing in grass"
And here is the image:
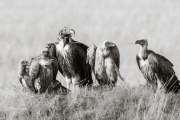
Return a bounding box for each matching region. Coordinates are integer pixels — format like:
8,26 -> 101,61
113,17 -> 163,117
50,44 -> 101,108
55,27 -> 93,90
18,59 -> 35,92
101,41 -> 124,88
87,41 -> 124,89
135,39 -> 180,93
29,48 -> 55,93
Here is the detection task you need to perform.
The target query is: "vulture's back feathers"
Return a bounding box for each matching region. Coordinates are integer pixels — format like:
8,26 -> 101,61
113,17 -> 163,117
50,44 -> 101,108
63,42 -> 93,85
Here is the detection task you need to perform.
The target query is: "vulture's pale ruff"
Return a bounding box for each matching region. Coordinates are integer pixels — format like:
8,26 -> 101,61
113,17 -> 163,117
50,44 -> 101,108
136,39 -> 180,93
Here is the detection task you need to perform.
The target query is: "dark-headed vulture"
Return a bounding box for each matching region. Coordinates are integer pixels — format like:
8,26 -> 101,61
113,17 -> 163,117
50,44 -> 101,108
29,48 -> 57,93
135,39 -> 180,93
18,59 -> 35,92
54,27 -> 93,89
87,41 -> 124,88
46,80 -> 71,94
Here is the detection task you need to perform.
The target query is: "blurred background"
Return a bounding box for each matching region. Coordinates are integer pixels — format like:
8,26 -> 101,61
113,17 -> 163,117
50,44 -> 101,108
0,0 -> 180,88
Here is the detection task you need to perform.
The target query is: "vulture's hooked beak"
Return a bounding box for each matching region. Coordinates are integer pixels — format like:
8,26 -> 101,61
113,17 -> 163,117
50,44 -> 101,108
106,42 -> 115,47
135,40 -> 141,45
109,43 -> 115,47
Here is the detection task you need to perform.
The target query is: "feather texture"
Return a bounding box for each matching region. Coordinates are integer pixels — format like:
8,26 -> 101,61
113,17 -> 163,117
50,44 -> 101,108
136,39 -> 180,93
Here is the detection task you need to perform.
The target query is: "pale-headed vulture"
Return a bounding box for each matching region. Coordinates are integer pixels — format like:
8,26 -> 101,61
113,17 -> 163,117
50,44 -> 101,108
135,39 -> 180,93
87,41 -> 124,88
18,59 -> 35,92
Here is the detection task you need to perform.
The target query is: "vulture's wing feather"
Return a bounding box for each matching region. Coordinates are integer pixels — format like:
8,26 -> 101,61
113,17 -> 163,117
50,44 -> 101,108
52,57 -> 59,80
147,50 -> 175,74
136,55 -> 141,70
111,46 -> 120,68
147,50 -> 180,92
64,42 -> 93,85
19,77 -> 23,86
63,42 -> 88,76
55,45 -> 64,76
29,57 -> 40,80
58,65 -> 63,76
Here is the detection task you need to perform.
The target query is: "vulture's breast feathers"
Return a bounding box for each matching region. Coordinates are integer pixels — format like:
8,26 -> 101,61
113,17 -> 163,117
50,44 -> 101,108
39,58 -> 53,68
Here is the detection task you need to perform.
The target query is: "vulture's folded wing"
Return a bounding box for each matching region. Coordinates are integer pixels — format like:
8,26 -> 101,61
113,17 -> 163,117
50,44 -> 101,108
111,46 -> 120,68
147,51 -> 175,74
29,57 -> 40,80
52,57 -> 59,80
19,77 -> 23,86
136,55 -> 141,70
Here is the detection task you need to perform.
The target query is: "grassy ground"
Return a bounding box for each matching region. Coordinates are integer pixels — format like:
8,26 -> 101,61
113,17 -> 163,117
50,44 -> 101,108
1,0 -> 180,119
0,85 -> 180,120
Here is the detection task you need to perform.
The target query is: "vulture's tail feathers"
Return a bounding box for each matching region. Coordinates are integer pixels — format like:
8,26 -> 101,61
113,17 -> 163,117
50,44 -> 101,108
162,74 -> 180,93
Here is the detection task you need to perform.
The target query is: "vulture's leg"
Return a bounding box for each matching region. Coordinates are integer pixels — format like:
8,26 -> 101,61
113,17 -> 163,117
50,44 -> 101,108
100,85 -> 102,91
108,83 -> 110,89
108,79 -> 113,90
65,76 -> 71,90
73,84 -> 76,91
72,76 -> 80,92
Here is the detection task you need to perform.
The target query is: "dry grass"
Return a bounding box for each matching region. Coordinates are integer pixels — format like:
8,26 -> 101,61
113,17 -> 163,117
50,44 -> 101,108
1,0 -> 180,119
0,85 -> 180,120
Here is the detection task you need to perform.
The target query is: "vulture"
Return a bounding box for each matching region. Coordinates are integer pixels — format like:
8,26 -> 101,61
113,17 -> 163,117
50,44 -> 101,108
86,44 -> 97,75
29,48 -> 57,93
46,80 -> 71,94
135,39 -> 180,93
54,27 -> 93,89
87,41 -> 124,88
18,59 -> 35,92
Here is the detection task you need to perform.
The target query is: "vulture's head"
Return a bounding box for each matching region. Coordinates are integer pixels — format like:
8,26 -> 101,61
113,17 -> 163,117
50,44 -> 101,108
135,39 -> 148,47
42,48 -> 49,57
18,59 -> 29,76
102,41 -> 116,57
86,44 -> 97,66
19,59 -> 29,67
102,41 -> 116,48
46,43 -> 56,57
57,27 -> 75,47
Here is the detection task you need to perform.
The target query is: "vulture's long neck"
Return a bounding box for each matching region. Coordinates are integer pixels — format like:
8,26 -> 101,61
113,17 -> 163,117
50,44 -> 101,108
139,46 -> 148,60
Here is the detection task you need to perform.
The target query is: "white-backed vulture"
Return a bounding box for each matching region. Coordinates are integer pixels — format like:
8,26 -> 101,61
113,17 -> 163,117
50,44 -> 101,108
135,39 -> 180,93
101,41 -> 124,87
18,59 -> 35,92
87,41 -> 124,88
55,27 -> 93,89
29,48 -> 56,93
